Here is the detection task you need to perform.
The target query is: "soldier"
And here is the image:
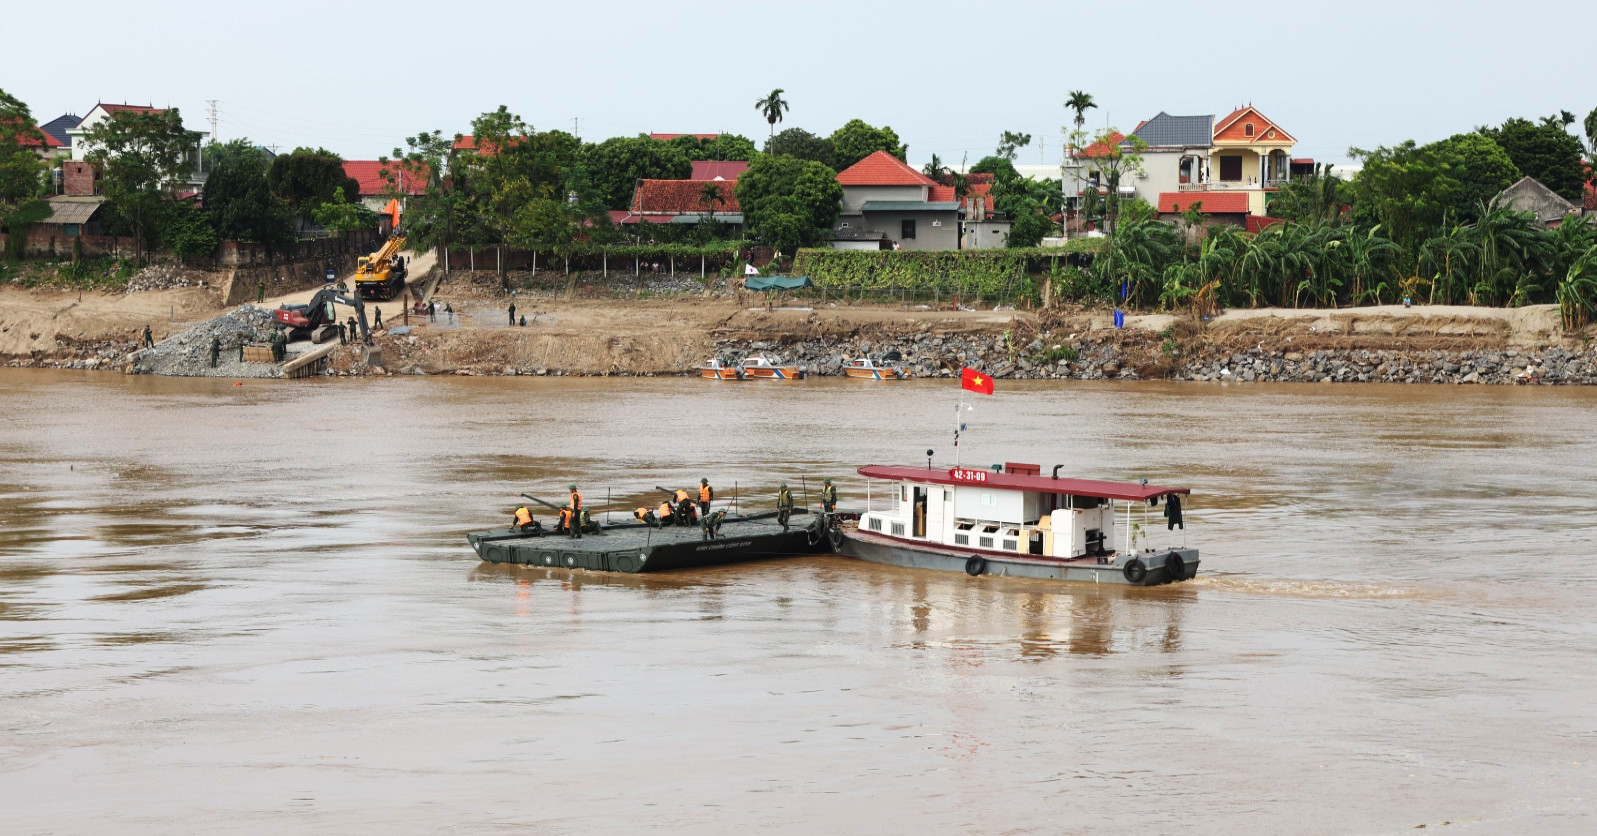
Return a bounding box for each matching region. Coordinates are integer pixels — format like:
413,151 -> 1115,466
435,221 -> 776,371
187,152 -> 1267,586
820,478 -> 838,513
701,508 -> 726,540
555,505 -> 573,536
568,484 -> 582,539
428,300 -> 436,322
511,504 -> 540,534
777,483 -> 793,532
508,302 -> 516,326
257,281 -> 266,304
141,324 -> 154,348
633,507 -> 659,528
444,303 -> 454,324
347,316 -> 359,344
337,322 -> 347,345
656,500 -> 675,527
698,478 -> 714,516
374,307 -> 384,329
209,335 -> 221,367
673,488 -> 695,526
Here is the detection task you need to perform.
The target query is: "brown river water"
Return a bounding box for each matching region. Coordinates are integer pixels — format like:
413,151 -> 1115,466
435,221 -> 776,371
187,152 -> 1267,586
2,369 -> 1595,834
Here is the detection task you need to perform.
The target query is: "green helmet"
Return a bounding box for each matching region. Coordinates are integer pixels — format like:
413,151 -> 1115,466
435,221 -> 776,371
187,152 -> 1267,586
701,478 -> 709,484
780,483 -> 787,488
569,484 -> 577,490
823,478 -> 832,484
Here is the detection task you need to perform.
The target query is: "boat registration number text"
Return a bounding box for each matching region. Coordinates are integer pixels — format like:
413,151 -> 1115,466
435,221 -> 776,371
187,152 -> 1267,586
949,468 -> 989,483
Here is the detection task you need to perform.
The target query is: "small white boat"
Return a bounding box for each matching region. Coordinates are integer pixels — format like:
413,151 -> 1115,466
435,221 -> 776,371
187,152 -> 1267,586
830,462 -> 1197,585
739,355 -> 805,380
843,357 -> 910,380
698,358 -> 743,380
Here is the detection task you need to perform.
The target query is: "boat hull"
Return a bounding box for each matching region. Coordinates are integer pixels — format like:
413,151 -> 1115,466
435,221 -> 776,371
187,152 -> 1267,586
835,528 -> 1197,586
699,368 -> 741,380
743,366 -> 803,380
468,510 -> 826,573
843,368 -> 909,380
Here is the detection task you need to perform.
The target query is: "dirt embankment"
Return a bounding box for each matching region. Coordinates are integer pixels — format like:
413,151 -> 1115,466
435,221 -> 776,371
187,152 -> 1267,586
5,261 -> 1594,384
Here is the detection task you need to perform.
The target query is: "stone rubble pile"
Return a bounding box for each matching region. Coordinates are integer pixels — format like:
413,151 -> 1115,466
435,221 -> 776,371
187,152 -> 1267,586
129,305 -> 285,378
125,264 -> 212,292
4,339 -> 137,370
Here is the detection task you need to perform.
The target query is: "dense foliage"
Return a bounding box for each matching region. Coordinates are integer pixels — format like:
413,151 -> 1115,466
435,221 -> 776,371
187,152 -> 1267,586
583,135 -> 692,209
0,88 -> 46,211
792,243 -> 1101,301
83,108 -> 204,262
201,140 -> 294,251
828,119 -> 907,170
734,155 -> 842,253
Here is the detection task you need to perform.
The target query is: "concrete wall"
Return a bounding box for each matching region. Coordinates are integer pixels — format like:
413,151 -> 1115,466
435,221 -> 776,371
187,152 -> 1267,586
840,184 -> 926,214
857,210 -> 960,251
962,220 -> 1011,249
1132,149 -> 1204,204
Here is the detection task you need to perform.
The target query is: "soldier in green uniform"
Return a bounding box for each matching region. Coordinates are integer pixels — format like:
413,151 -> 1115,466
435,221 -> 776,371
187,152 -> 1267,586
141,325 -> 154,348
776,483 -> 793,532
701,509 -> 726,540
820,478 -> 838,513
209,335 -> 221,367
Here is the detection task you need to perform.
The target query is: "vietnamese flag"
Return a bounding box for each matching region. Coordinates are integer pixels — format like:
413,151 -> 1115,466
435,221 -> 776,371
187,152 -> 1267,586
961,367 -> 995,395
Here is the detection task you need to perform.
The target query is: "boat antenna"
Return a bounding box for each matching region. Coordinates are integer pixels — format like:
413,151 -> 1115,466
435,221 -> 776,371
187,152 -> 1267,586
926,449 -> 934,470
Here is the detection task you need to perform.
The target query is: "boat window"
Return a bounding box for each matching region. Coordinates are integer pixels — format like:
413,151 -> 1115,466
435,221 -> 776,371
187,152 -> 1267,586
981,492 -> 997,507
978,536 -> 994,548
956,521 -> 975,530
868,517 -> 883,532
982,524 -> 999,534
891,521 -> 905,537
1002,539 -> 1018,551
954,533 -> 969,545
1067,495 -> 1106,509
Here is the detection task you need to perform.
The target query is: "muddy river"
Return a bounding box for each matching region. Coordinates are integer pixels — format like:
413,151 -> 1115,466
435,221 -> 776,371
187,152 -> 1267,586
2,369 -> 1594,834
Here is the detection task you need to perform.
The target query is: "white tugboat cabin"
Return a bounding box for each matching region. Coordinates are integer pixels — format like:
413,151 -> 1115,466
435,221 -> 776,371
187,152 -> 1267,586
838,462 -> 1197,585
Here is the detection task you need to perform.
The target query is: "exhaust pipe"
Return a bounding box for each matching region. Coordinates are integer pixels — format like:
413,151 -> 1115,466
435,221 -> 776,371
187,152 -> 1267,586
1052,464 -> 1064,480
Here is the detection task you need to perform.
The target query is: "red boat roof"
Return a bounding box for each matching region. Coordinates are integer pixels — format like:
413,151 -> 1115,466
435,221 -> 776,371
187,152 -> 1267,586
857,465 -> 1189,501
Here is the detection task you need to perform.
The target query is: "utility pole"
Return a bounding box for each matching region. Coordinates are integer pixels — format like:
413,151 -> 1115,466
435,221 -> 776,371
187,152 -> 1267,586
573,117 -> 580,140
206,99 -> 219,143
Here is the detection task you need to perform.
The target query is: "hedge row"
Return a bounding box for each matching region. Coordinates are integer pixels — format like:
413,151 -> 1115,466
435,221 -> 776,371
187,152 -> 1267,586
790,243 -> 1102,299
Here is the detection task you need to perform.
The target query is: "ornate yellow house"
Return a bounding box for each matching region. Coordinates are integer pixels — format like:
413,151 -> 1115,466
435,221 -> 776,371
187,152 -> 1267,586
1208,106 -> 1298,215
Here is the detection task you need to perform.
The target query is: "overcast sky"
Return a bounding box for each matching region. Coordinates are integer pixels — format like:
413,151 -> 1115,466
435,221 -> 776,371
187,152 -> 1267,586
8,0 -> 1593,171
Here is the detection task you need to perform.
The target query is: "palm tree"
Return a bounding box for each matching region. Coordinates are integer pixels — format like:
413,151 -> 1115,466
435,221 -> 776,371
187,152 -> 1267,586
699,182 -> 724,218
1065,91 -> 1097,135
922,154 -> 949,183
1555,247 -> 1597,330
754,89 -> 789,139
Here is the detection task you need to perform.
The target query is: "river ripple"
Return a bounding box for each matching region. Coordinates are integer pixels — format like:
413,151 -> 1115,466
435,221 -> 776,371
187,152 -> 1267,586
2,369 -> 1594,834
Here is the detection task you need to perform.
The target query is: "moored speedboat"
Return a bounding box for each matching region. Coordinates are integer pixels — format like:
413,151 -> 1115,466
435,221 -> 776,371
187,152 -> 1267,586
830,463 -> 1197,585
739,354 -> 805,380
699,358 -> 743,380
843,357 -> 911,380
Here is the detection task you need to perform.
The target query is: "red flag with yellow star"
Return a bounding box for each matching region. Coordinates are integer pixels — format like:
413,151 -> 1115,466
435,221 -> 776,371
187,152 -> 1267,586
960,367 -> 994,395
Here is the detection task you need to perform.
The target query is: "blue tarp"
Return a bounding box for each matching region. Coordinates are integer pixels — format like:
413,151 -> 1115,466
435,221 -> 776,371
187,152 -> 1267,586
744,275 -> 813,291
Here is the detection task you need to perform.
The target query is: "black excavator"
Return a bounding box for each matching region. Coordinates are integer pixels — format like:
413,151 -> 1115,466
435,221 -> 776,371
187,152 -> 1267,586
272,284 -> 373,344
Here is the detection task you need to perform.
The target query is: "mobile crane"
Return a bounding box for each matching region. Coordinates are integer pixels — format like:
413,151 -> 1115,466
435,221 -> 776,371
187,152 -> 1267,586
354,235 -> 408,301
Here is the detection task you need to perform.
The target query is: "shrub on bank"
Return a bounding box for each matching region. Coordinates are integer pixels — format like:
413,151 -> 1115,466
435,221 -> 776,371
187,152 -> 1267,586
791,241 -> 1103,304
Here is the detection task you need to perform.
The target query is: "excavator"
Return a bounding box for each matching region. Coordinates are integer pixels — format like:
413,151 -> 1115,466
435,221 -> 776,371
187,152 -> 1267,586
273,284 -> 373,344
354,234 -> 409,301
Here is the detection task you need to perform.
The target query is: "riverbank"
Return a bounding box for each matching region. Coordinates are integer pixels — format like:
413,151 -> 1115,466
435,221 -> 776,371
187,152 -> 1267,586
3,268 -> 1594,384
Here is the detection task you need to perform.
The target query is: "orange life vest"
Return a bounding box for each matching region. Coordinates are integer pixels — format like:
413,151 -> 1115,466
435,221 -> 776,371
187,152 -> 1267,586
674,489 -> 690,503
514,507 -> 532,525
658,502 -> 674,518
559,508 -> 573,527
699,484 -> 712,502
634,507 -> 649,520
569,490 -> 582,511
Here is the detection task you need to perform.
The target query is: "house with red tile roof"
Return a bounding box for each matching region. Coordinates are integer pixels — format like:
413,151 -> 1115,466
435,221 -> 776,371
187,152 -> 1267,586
612,178 -> 744,232
689,160 -> 747,181
342,161 -> 429,212
833,150 -> 960,250
7,118 -> 65,160
649,133 -> 719,141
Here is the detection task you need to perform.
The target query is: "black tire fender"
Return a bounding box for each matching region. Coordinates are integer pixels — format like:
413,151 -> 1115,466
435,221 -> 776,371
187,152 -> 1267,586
827,526 -> 844,552
965,556 -> 987,577
1166,552 -> 1186,582
1123,558 -> 1147,584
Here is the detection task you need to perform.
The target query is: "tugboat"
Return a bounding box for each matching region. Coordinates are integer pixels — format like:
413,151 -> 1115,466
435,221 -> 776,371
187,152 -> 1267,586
830,462 -> 1196,585
699,358 -> 744,380
739,354 -> 805,380
843,357 -> 911,380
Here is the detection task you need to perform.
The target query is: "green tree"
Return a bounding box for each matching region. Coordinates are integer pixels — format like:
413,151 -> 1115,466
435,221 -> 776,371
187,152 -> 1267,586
922,153 -> 950,183
765,128 -> 834,166
1266,164 -> 1349,224
158,200 -> 219,264
83,107 -> 203,263
699,181 -> 725,218
970,156 -> 1018,181
667,133 -> 756,162
266,147 -> 358,234
1431,132 -> 1520,217
828,119 -> 907,170
735,154 -> 841,253
1349,140 -> 1460,264
1584,107 -> 1597,154
0,88 -> 46,211
997,130 -> 1032,162
1072,129 -> 1145,234
754,89 -> 790,139
1483,117 -> 1586,201
202,139 -> 294,251
1065,91 -> 1097,137
453,107 -> 589,278
309,188 -> 374,237
382,130 -> 473,259
1006,206 -> 1056,248
583,135 -> 691,210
